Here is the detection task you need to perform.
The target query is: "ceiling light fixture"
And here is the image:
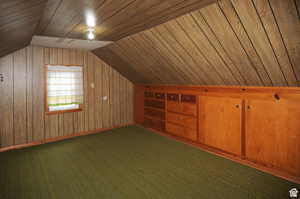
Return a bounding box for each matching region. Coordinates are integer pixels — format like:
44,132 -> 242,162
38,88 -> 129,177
87,28 -> 95,41
85,10 -> 97,41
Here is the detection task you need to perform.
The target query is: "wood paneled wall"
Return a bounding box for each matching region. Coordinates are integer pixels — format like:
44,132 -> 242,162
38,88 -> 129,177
96,0 -> 300,87
0,46 -> 134,148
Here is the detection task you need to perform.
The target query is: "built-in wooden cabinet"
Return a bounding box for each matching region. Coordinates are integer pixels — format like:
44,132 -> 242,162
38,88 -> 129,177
166,94 -> 198,141
199,96 -> 242,156
245,99 -> 300,176
135,85 -> 300,180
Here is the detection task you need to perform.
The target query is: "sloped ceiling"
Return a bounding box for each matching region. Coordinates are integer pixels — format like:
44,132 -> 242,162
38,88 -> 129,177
36,0 -> 217,41
0,0 -> 217,58
0,0 -> 47,57
93,0 -> 300,87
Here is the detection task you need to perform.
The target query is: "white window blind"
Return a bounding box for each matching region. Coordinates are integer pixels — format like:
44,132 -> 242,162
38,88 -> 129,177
46,65 -> 84,112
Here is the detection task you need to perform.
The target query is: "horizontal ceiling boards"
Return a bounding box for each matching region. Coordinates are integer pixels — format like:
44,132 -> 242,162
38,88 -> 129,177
37,0 -> 217,41
93,0 -> 300,87
0,0 -> 47,57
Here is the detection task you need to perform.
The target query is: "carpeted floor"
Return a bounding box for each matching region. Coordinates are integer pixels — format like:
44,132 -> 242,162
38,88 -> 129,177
0,125 -> 298,199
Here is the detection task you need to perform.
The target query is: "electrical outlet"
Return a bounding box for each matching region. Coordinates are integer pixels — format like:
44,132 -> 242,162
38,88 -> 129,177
103,96 -> 108,101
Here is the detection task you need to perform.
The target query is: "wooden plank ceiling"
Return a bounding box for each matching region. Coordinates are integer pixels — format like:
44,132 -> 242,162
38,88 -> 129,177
94,0 -> 300,87
0,0 -> 216,58
36,0 -> 217,41
0,0 -> 47,57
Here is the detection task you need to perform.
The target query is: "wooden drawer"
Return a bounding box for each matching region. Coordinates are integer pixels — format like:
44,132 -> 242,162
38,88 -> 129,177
144,108 -> 165,120
167,101 -> 181,113
166,122 -> 183,137
145,99 -> 165,109
166,123 -> 197,141
167,112 -> 197,129
167,93 -> 179,102
181,115 -> 197,130
183,128 -> 197,141
181,94 -> 196,104
155,92 -> 165,100
144,91 -> 154,98
181,102 -> 197,116
166,112 -> 181,125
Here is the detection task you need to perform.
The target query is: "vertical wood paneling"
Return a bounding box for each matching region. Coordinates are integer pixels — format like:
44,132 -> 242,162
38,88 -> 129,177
94,56 -> 103,129
75,50 -> 85,133
70,49 -> 78,133
87,53 -> 95,131
108,66 -> 114,127
0,46 -> 134,149
0,54 -> 14,147
13,48 -> 27,145
102,63 -> 108,128
26,46 -> 33,142
83,51 -> 89,132
128,82 -> 134,123
32,46 -> 44,141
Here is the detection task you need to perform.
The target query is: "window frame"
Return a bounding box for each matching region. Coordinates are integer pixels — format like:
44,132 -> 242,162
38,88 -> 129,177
44,64 -> 84,115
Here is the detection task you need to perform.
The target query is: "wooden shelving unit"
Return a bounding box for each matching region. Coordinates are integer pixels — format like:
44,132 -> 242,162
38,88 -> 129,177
143,91 -> 166,131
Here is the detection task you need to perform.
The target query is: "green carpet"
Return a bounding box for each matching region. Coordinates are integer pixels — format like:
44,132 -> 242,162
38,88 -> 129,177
0,126 -> 298,199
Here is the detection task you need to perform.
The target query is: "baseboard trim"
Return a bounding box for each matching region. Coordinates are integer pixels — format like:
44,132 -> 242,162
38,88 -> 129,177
140,125 -> 300,185
0,123 -> 134,153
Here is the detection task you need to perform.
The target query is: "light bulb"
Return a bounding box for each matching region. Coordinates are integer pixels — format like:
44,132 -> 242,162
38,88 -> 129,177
87,31 -> 95,40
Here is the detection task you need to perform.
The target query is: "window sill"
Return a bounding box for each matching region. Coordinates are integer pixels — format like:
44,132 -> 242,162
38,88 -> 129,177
45,108 -> 83,115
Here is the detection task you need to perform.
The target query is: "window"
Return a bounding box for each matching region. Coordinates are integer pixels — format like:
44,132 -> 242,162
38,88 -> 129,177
45,65 -> 84,114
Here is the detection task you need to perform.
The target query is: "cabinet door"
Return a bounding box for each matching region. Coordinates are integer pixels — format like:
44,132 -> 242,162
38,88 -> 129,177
246,99 -> 300,176
199,96 -> 242,156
